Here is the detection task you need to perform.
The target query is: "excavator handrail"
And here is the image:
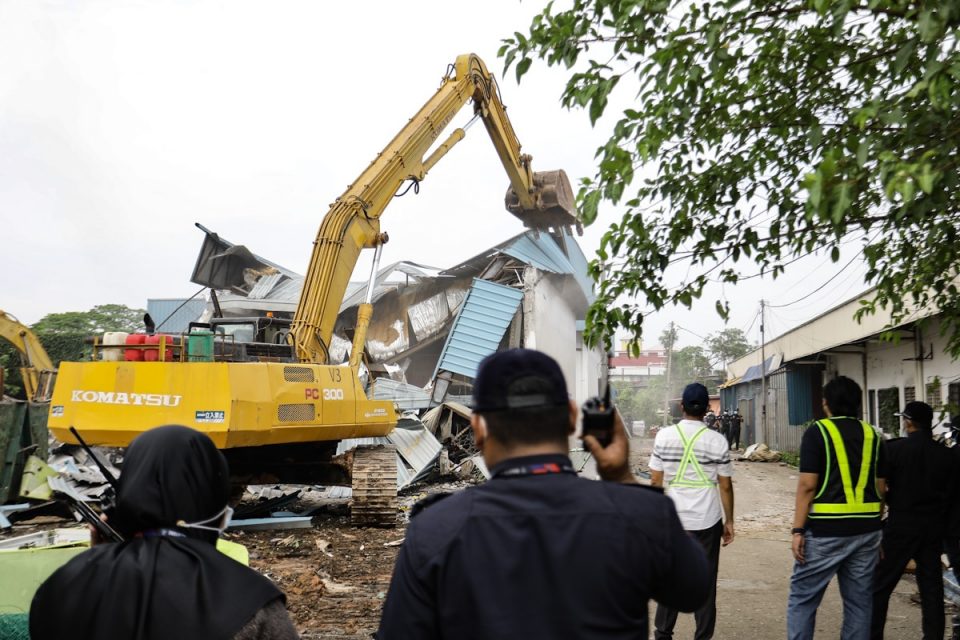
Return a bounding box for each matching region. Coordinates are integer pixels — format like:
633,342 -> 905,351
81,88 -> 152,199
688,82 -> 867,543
289,53 -> 576,364
0,309 -> 56,401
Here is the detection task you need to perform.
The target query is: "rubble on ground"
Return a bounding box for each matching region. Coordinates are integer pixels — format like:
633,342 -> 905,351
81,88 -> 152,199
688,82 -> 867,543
741,443 -> 782,462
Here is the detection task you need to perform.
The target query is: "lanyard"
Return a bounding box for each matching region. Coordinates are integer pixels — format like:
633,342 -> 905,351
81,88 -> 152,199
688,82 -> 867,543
494,461 -> 577,479
138,528 -> 187,539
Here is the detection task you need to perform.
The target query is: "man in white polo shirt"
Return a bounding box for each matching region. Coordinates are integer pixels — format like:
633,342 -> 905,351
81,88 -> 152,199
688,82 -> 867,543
649,382 -> 735,640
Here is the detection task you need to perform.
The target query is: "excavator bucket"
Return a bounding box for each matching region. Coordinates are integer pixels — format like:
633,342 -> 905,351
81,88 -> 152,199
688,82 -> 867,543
504,170 -> 580,233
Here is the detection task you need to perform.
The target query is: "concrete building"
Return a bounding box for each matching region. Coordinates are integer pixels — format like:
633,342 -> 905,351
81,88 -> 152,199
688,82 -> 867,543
608,347 -> 667,389
721,289 -> 960,453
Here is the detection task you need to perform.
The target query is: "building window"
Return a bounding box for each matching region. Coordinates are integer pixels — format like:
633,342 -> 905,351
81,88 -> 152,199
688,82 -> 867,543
949,382 -> 960,412
877,387 -> 900,435
868,389 -> 877,425
904,386 -> 915,404
927,380 -> 943,409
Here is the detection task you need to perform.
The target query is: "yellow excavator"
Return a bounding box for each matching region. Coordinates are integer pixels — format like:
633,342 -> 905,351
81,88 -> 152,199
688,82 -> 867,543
46,54 -> 578,524
0,310 -> 56,402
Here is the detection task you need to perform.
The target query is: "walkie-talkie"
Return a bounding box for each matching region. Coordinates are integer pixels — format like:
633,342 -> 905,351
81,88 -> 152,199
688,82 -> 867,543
581,385 -> 615,448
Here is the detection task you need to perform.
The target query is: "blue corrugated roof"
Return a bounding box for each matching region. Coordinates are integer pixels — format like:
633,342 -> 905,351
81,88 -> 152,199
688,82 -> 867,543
148,299 -> 207,334
433,279 -> 524,379
740,356 -> 778,383
500,230 -> 595,304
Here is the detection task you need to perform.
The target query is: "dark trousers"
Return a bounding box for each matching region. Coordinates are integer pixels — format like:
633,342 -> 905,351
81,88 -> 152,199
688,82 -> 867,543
655,520 -> 722,640
870,527 -> 944,640
728,426 -> 740,449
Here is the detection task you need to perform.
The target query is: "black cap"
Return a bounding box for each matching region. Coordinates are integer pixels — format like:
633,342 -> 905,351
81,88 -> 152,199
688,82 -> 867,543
682,383 -> 710,412
895,401 -> 934,429
471,349 -> 569,413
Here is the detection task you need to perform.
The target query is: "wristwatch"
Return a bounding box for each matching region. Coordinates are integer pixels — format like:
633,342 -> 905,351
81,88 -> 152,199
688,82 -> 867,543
791,527 -> 806,535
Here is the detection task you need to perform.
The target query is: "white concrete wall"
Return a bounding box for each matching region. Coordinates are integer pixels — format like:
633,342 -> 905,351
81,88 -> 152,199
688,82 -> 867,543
522,268 -> 603,406
828,316 -> 959,427
728,288 -> 937,379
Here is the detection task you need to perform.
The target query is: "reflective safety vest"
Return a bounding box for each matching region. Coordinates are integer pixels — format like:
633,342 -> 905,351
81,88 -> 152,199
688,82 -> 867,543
809,417 -> 882,519
668,425 -> 718,489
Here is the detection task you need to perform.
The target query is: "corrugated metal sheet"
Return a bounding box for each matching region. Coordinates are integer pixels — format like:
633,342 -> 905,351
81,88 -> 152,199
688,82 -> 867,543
740,356 -> 778,383
336,424 -> 442,489
503,234 -> 570,273
372,378 -> 432,410
248,272 -> 286,300
389,425 -> 443,485
560,231 -> 596,304
148,299 -> 208,334
433,279 -> 524,380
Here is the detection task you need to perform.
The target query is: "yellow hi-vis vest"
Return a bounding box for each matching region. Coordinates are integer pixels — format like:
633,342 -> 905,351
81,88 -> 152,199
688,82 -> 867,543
668,425 -> 718,489
809,418 -> 882,519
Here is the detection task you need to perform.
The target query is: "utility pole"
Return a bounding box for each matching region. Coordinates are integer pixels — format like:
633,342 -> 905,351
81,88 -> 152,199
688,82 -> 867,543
759,300 -> 767,443
663,321 -> 674,427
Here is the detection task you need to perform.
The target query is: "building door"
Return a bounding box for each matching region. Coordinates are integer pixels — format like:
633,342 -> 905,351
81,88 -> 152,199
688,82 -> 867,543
739,398 -> 755,446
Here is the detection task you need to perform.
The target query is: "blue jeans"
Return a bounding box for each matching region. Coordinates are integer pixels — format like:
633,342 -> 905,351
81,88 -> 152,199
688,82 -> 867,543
787,530 -> 881,640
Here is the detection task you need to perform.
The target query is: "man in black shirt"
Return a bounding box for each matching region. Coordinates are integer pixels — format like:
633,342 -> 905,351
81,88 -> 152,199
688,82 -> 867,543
871,401 -> 957,640
787,376 -> 886,640
729,411 -> 743,450
376,349 -> 709,639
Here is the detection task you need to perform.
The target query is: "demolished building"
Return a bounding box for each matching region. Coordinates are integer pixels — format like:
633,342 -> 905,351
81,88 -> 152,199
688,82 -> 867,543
192,225 -> 607,411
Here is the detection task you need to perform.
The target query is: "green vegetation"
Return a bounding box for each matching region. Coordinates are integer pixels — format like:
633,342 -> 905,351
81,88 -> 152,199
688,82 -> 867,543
502,1 -> 960,355
1,304 -> 142,399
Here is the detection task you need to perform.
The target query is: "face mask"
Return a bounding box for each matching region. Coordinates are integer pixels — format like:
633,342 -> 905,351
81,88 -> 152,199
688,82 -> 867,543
176,505 -> 233,535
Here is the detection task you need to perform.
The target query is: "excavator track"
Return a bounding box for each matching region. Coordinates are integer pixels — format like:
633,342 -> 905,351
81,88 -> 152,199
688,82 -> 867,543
350,444 -> 398,527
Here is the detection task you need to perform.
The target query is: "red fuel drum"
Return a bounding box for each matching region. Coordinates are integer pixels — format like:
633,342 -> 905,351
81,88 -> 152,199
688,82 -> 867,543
124,334 -> 146,361
144,334 -> 176,361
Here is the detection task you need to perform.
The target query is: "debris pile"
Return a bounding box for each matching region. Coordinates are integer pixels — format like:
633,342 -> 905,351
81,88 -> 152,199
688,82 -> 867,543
741,443 -> 782,463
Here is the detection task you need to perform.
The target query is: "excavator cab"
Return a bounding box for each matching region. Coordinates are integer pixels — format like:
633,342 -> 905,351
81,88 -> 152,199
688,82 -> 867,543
504,169 -> 580,233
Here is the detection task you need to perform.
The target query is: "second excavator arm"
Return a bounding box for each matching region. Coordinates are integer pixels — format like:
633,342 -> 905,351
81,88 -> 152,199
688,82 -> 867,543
290,53 -> 578,364
0,310 -> 56,401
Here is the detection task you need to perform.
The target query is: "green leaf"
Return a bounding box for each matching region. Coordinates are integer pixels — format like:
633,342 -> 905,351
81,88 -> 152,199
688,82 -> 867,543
515,57 -> 532,82
856,141 -> 868,168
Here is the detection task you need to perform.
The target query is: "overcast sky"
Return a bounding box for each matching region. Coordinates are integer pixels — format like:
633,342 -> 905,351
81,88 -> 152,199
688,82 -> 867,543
1,0 -> 869,353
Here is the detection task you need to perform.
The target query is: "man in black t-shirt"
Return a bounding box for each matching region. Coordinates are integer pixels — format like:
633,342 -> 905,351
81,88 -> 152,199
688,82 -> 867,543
729,411 -> 743,450
871,402 -> 956,640
786,376 -> 886,640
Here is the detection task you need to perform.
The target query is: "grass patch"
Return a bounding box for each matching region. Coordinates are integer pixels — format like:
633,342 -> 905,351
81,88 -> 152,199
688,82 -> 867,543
780,451 -> 800,468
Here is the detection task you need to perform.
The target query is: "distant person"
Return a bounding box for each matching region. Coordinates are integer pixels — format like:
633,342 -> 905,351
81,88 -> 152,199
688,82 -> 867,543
719,410 -> 732,441
787,376 -> 886,640
704,411 -> 717,430
871,402 -> 957,640
30,425 -> 298,640
649,382 -> 735,640
377,349 -> 709,639
729,410 -> 743,450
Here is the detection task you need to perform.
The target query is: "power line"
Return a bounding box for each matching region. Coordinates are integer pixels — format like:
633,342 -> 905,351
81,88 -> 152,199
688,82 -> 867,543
767,251 -> 863,309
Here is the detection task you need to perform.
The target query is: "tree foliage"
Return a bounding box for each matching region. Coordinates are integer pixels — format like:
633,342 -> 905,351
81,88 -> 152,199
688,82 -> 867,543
502,1 -> 960,355
706,328 -> 754,368
33,304 -> 145,335
670,345 -> 718,395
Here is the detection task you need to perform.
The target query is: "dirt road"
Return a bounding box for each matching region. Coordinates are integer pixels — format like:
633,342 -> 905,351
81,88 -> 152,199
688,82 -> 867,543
630,437 -> 929,639
237,437 -> 932,638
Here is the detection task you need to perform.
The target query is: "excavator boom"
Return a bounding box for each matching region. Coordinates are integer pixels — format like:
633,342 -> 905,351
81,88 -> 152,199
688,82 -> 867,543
0,310 -> 56,401
289,53 -> 578,364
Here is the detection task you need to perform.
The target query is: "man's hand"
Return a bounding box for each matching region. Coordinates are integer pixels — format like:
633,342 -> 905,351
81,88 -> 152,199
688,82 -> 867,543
722,521 -> 735,546
89,514 -> 110,546
584,410 -> 636,484
792,533 -> 805,564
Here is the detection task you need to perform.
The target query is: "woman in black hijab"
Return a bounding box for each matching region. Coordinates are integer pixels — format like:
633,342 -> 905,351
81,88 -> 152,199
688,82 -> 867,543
30,425 -> 298,640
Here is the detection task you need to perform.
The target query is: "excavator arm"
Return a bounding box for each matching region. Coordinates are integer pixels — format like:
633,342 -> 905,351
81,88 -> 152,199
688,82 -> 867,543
290,53 -> 578,364
0,310 -> 55,401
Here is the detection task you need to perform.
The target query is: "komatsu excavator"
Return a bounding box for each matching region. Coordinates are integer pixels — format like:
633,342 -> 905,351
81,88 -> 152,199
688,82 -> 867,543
47,54 -> 578,525
0,310 -> 56,402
